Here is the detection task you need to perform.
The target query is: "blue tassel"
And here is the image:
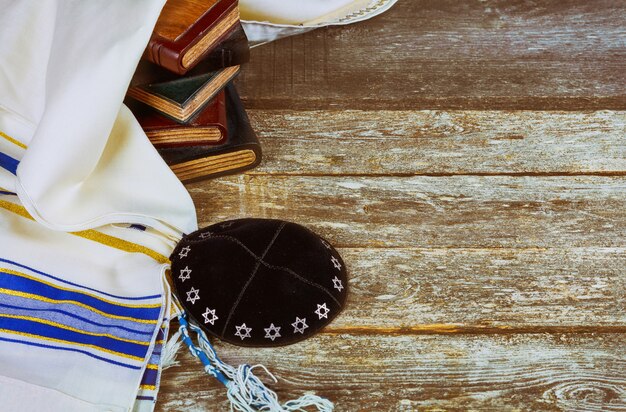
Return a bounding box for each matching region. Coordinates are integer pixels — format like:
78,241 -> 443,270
177,314 -> 334,411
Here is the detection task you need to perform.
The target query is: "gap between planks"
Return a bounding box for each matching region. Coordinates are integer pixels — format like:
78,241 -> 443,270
322,325 -> 626,336
240,97 -> 626,111
246,171 -> 626,177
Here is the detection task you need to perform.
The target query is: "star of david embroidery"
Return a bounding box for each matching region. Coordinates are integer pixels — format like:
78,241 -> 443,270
202,307 -> 218,325
178,246 -> 191,259
264,323 -> 281,341
331,256 -> 342,270
314,303 -> 330,319
178,266 -> 192,282
291,317 -> 308,334
234,323 -> 252,340
186,287 -> 200,305
199,231 -> 212,239
321,239 -> 332,249
332,276 -> 344,292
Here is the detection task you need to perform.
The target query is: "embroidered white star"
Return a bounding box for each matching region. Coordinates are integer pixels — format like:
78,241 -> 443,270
178,246 -> 191,259
314,303 -> 330,319
199,231 -> 212,239
332,276 -> 344,292
221,221 -> 234,229
331,256 -> 342,270
178,266 -> 192,282
234,323 -> 252,340
264,323 -> 281,341
321,239 -> 332,249
291,317 -> 308,334
202,307 -> 218,325
186,287 -> 200,305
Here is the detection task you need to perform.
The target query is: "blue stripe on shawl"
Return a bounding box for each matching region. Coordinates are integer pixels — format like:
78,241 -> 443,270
140,368 -> 159,386
0,272 -> 161,321
0,316 -> 148,358
0,303 -> 152,342
0,152 -> 18,174
146,350 -> 162,367
0,258 -> 161,301
0,191 -> 15,196
0,293 -> 155,335
0,336 -> 140,370
145,331 -> 165,366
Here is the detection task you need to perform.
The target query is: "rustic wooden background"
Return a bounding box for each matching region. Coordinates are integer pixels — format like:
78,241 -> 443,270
157,1 -> 626,410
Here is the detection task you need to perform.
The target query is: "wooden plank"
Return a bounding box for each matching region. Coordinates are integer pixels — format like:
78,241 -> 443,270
236,0 -> 626,110
156,333 -> 626,411
187,175 -> 626,248
328,247 -> 626,329
246,110 -> 626,175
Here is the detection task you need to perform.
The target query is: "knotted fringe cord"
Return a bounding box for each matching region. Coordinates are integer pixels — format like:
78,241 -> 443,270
178,315 -> 334,412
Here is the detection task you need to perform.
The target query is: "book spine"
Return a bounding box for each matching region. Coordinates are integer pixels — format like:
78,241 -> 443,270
144,39 -> 184,75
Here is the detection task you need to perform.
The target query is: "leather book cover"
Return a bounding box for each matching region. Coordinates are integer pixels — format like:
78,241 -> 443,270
126,65 -> 240,123
132,22 -> 249,87
145,0 -> 239,74
128,91 -> 227,148
158,83 -> 262,182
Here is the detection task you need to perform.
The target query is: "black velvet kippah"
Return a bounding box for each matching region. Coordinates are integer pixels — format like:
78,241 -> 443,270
170,219 -> 348,347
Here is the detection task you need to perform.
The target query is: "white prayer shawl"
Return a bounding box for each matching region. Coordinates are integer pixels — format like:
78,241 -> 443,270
0,1 -> 197,411
240,0 -> 398,44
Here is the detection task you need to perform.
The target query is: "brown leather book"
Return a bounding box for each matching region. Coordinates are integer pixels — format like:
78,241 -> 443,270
158,83 -> 262,182
126,65 -> 239,123
129,91 -> 227,148
145,0 -> 239,74
131,22 -> 249,87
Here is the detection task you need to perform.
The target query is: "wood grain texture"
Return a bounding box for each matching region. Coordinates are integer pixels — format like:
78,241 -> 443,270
187,175 -> 626,248
328,247 -> 626,330
246,110 -> 626,175
157,334 -> 626,412
157,2 -> 626,411
235,0 -> 626,110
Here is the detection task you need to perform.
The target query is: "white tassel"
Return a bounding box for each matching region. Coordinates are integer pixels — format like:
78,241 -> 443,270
283,394 -> 335,412
179,316 -> 334,412
160,329 -> 183,369
226,365 -> 283,411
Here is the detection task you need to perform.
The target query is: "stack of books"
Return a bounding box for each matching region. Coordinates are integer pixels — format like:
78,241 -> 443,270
126,0 -> 261,182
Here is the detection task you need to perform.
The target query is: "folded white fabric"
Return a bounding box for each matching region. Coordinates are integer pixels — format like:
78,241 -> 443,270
0,0 -> 196,236
0,1 -> 197,411
240,0 -> 398,44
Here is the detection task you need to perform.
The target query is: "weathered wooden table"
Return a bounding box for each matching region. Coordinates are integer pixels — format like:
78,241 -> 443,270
158,1 -> 626,410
